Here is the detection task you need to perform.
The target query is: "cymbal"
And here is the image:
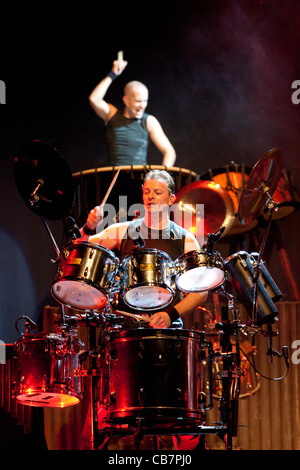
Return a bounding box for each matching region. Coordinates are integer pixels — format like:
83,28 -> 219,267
172,180 -> 235,241
14,140 -> 74,220
238,148 -> 284,225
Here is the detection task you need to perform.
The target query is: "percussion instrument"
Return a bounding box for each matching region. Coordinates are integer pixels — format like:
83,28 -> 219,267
199,163 -> 257,234
103,328 -> 207,427
120,248 -> 174,310
13,332 -> 84,407
224,251 -> 281,325
175,249 -> 225,293
51,240 -> 120,312
71,165 -> 197,227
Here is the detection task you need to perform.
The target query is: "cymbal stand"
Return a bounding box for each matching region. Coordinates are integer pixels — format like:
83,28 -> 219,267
215,288 -> 242,449
251,188 -> 276,327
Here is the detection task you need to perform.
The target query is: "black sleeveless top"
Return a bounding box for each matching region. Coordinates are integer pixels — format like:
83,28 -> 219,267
106,111 -> 149,165
120,218 -> 188,261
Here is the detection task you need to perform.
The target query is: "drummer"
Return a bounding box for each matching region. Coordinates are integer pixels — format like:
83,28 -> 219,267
80,169 -> 207,328
88,57 -> 176,167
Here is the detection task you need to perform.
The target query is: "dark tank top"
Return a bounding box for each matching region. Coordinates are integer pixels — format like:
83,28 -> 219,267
120,218 -> 188,262
106,110 -> 149,165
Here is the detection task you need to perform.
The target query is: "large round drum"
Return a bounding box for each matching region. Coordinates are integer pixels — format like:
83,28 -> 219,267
51,240 -> 119,311
71,165 -> 197,227
105,328 -> 206,427
175,250 -> 225,293
199,164 -> 258,234
121,248 -> 174,310
13,333 -> 84,407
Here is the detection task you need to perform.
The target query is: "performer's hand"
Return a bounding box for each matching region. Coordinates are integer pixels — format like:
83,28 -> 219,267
111,59 -> 128,76
149,312 -> 171,329
86,205 -> 103,231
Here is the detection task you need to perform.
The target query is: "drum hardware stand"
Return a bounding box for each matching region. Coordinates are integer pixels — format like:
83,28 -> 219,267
250,188 -> 276,327
213,286 -> 243,450
15,316 -> 40,336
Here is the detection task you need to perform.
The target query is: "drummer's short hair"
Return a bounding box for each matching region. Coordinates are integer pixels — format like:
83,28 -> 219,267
143,170 -> 175,195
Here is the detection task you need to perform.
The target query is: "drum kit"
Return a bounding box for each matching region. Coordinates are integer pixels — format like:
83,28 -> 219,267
11,140 -> 293,449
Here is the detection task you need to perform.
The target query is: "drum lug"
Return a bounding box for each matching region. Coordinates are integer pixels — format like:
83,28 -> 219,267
138,388 -> 144,407
84,267 -> 89,278
63,249 -> 70,259
198,391 -> 206,406
57,267 -> 63,278
110,391 -> 116,405
175,342 -> 182,359
109,348 -> 117,360
138,343 -> 144,359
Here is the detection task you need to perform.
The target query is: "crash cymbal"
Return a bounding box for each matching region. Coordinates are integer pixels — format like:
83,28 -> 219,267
14,140 -> 74,220
172,180 -> 235,242
238,148 -> 284,225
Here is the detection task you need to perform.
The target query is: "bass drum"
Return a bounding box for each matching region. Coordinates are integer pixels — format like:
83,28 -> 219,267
104,329 -> 206,429
13,333 -> 84,407
71,165 -> 197,227
199,164 -> 258,234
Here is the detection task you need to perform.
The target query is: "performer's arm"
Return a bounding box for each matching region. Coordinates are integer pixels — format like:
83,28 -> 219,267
147,115 -> 176,167
89,59 -> 127,124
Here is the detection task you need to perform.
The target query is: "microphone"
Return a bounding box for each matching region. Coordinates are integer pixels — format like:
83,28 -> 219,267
133,230 -> 146,248
129,224 -> 146,248
65,216 -> 82,240
207,226 -> 225,250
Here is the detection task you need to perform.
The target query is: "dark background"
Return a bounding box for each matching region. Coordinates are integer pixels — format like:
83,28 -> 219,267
0,0 -> 299,342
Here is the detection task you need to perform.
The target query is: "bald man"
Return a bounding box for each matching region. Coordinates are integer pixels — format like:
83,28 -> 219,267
89,59 -> 176,166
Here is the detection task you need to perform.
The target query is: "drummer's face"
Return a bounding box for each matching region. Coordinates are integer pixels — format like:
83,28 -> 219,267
123,86 -> 148,119
142,179 -> 175,213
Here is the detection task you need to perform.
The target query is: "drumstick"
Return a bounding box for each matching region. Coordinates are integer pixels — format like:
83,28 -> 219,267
115,309 -> 151,322
96,168 -> 121,216
117,50 -> 124,61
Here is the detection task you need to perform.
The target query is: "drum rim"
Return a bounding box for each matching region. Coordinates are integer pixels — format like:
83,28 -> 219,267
175,249 -> 223,263
108,328 -> 204,340
121,247 -> 172,262
69,239 -> 120,261
199,163 -> 253,179
72,165 -> 197,179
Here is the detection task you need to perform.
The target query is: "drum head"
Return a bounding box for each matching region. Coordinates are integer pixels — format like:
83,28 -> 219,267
176,266 -> 224,293
52,280 -> 108,311
16,391 -> 80,407
123,286 -> 173,310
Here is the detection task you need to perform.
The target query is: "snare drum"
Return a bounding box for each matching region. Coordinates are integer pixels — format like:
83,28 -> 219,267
51,241 -> 119,311
105,328 -> 206,427
175,250 -> 225,293
121,248 -> 174,310
199,164 -> 258,234
13,333 -> 84,407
